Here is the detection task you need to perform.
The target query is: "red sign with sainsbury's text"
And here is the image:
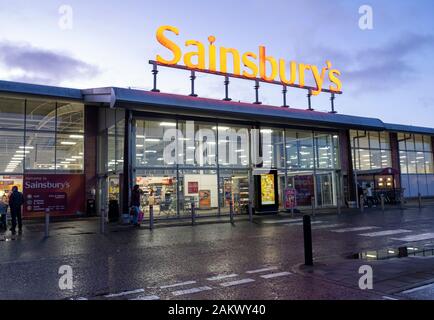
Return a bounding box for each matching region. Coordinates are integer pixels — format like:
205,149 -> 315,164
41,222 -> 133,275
23,174 -> 85,218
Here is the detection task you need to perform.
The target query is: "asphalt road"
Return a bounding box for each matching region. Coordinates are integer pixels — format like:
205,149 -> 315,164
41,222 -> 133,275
1,206 -> 434,300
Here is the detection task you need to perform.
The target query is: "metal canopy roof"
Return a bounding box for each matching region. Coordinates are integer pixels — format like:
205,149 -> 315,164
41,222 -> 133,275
113,87 -> 385,130
1,80 -> 433,135
0,80 -> 82,100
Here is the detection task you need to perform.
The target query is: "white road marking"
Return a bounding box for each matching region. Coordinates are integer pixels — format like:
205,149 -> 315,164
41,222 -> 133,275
104,288 -> 145,298
332,226 -> 379,233
382,296 -> 399,300
207,274 -> 238,281
401,283 -> 434,294
359,229 -> 412,237
391,233 -> 434,242
130,295 -> 160,300
291,221 -> 324,226
160,281 -> 197,289
172,286 -> 213,296
262,219 -> 303,224
246,266 -> 279,274
220,278 -> 255,287
260,272 -> 292,279
313,223 -> 345,230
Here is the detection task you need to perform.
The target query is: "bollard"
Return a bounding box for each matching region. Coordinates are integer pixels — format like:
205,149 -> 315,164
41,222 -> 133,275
229,200 -> 234,225
303,215 -> 313,266
360,195 -> 365,213
418,193 -> 422,210
100,207 -> 105,234
149,205 -> 154,230
311,196 -> 315,218
380,194 -> 385,212
191,201 -> 196,226
248,200 -> 253,223
44,208 -> 50,238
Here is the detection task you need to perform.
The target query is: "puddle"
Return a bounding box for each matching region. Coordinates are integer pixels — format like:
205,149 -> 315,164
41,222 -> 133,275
348,242 -> 434,261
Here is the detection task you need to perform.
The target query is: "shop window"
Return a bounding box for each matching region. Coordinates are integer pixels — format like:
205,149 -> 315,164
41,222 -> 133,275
0,130 -> 25,174
25,99 -> 56,131
135,170 -> 177,218
315,133 -> 334,169
407,152 -> 417,174
56,133 -> 84,172
358,149 -> 371,170
178,121 -> 218,167
217,123 -> 250,168
298,132 -> 314,170
380,150 -> 392,168
415,151 -> 426,174
180,169 -> 218,216
379,132 -> 390,150
135,119 -> 177,167
0,96 -> 25,130
24,132 -> 55,171
108,124 -> 117,172
415,135 -> 425,152
406,135 -> 416,151
261,128 -> 284,169
425,152 -> 434,174
369,132 -> 380,149
56,102 -> 84,133
219,169 -> 250,215
399,151 -> 408,174
423,136 -> 432,153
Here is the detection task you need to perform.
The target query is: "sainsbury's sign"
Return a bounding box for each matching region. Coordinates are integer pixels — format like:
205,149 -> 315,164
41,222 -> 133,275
155,25 -> 342,96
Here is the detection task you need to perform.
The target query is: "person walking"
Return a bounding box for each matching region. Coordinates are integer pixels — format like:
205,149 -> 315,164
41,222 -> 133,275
0,195 -> 8,230
9,186 -> 24,235
131,185 -> 142,227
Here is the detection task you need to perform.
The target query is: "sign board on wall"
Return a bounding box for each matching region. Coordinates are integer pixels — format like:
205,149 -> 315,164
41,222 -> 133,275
23,174 -> 85,218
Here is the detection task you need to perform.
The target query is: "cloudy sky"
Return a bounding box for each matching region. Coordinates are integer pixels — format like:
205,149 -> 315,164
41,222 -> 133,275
1,0 -> 434,127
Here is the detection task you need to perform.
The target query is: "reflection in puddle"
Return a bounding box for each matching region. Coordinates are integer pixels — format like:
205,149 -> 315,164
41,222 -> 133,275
349,243 -> 434,261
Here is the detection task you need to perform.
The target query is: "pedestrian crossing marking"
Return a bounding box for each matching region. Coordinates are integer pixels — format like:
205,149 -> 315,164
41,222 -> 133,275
391,233 -> 434,242
220,278 -> 255,287
359,229 -> 412,237
260,272 -> 292,279
172,286 -> 213,296
246,266 -> 278,274
207,274 -> 238,281
160,281 -> 197,289
332,226 -> 379,233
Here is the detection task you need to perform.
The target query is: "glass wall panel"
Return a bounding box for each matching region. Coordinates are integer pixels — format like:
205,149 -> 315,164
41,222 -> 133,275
180,169 -> 218,216
135,119 -> 177,167
219,169 -> 250,215
108,124 -> 116,172
25,99 -> 56,131
426,152 -> 434,174
261,128 -> 284,169
178,121 -> 217,167
56,133 -> 84,172
0,130 -> 24,173
315,133 -> 334,169
298,132 -> 314,170
379,132 -> 390,150
56,102 -> 84,133
24,132 -> 55,171
415,135 -> 424,151
135,170 -> 177,218
0,96 -> 25,130
218,123 -> 250,168
369,132 -> 380,149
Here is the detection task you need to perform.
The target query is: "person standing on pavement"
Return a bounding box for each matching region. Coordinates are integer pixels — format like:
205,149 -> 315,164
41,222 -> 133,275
366,183 -> 374,208
9,186 -> 24,235
0,195 -> 8,230
131,185 -> 142,226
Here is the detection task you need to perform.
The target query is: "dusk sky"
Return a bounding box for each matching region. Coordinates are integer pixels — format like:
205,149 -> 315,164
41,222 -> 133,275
1,0 -> 434,127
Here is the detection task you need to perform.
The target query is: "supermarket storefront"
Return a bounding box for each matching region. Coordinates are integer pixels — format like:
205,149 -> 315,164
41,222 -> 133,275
1,81 -> 434,220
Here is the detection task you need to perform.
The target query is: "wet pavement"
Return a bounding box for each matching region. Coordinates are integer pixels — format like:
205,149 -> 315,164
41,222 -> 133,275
1,204 -> 434,300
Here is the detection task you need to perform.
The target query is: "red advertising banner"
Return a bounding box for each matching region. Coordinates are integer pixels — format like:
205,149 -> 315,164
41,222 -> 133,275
188,182 -> 199,193
23,174 -> 85,218
284,188 -> 297,210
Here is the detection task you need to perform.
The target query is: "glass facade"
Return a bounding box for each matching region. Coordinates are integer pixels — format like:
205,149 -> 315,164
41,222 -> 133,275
132,117 -> 341,219
398,133 -> 434,197
350,130 -> 392,170
0,96 -> 84,175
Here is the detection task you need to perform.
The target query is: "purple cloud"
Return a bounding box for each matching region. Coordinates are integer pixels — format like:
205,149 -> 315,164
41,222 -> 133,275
0,41 -> 100,85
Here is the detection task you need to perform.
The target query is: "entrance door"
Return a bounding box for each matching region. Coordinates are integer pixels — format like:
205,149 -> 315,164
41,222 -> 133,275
287,173 -> 315,207
219,170 -> 250,215
316,172 -> 336,207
